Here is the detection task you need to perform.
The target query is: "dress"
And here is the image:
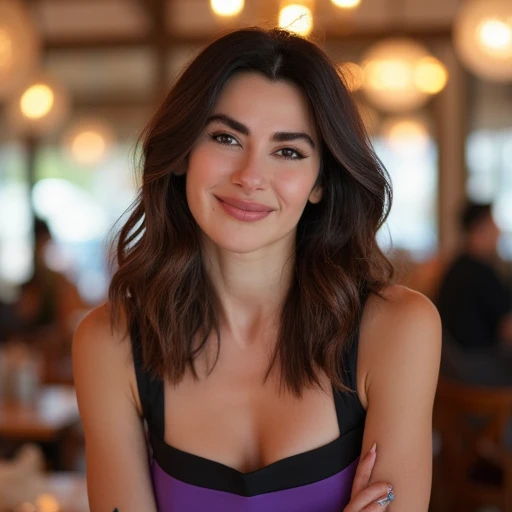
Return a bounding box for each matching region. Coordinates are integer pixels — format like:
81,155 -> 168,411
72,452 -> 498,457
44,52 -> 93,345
130,314 -> 367,512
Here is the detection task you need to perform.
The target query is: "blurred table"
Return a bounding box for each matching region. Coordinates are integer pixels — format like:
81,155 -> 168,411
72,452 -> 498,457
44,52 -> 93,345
39,472 -> 89,512
0,385 -> 79,441
8,472 -> 89,512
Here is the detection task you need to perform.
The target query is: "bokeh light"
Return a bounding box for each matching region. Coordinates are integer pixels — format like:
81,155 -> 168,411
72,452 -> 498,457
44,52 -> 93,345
210,0 -> 244,17
331,0 -> 361,8
20,84 -> 54,120
278,4 -> 314,36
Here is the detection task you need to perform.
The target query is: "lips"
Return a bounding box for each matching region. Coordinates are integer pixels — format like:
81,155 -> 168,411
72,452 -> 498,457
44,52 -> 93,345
214,195 -> 274,212
214,195 -> 274,222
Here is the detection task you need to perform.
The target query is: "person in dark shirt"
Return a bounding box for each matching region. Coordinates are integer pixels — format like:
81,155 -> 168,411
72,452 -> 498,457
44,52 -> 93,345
437,202 -> 512,353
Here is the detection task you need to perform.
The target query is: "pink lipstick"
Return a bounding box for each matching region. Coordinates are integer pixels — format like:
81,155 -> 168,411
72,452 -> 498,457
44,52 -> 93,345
214,195 -> 274,222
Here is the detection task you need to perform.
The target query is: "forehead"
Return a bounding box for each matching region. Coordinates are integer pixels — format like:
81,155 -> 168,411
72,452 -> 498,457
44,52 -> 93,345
213,72 -> 317,135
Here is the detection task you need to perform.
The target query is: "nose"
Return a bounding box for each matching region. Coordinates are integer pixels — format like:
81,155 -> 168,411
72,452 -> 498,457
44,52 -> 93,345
231,151 -> 266,194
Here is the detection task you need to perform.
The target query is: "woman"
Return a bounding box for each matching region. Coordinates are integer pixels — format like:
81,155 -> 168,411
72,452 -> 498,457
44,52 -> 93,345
73,28 -> 441,512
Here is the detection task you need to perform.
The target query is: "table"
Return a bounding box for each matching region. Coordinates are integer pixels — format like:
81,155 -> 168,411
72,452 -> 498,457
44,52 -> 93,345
0,386 -> 79,441
39,473 -> 89,512
6,473 -> 89,512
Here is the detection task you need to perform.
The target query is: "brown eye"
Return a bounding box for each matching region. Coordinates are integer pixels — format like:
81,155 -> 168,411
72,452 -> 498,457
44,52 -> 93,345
275,148 -> 305,160
211,133 -> 239,146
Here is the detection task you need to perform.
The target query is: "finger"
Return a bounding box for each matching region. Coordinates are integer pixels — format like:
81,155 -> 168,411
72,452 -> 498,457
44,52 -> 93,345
350,443 -> 377,498
346,482 -> 391,512
361,487 -> 395,512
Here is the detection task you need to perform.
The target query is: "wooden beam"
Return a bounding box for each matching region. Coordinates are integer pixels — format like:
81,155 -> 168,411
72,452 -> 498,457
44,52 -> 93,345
43,24 -> 453,51
72,95 -> 151,109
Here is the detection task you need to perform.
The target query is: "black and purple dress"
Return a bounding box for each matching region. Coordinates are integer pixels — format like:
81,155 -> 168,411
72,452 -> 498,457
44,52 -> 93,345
131,322 -> 366,512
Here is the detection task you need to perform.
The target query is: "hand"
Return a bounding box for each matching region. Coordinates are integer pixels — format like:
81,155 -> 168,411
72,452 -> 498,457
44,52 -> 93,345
344,444 -> 394,511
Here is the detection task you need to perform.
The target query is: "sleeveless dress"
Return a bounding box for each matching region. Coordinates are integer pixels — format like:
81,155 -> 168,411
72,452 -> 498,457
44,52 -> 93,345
130,314 -> 367,512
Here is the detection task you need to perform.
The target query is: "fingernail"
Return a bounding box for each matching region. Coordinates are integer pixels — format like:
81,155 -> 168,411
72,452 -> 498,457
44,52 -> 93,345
370,442 -> 377,453
376,488 -> 395,507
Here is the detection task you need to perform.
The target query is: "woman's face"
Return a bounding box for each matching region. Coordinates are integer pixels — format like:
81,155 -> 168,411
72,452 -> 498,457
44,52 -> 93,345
186,72 -> 322,255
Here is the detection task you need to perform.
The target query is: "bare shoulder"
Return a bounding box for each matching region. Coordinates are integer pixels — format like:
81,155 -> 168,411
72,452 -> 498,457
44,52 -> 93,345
72,303 -> 141,413
357,285 -> 441,408
363,284 -> 440,334
73,303 -> 131,361
74,302 -> 123,341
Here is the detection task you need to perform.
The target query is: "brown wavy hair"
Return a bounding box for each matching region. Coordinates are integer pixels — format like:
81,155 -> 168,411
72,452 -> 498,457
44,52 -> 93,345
109,27 -> 394,396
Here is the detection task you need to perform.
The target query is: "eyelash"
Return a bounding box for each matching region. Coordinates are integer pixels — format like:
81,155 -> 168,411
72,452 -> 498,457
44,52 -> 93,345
209,132 -> 306,161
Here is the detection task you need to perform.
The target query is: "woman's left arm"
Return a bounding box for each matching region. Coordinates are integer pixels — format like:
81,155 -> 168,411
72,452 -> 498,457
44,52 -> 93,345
358,286 -> 442,511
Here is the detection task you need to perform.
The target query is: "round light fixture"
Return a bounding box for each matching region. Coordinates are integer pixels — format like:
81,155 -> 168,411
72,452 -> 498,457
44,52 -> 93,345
361,38 -> 448,112
210,0 -> 244,17
453,0 -> 512,82
7,76 -> 70,137
278,3 -> 314,36
62,119 -> 115,166
331,0 -> 361,9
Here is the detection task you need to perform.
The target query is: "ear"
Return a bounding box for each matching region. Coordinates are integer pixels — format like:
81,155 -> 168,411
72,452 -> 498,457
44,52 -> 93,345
308,185 -> 323,204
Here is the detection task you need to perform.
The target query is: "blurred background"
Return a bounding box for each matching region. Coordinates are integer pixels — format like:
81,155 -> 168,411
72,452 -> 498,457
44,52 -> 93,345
0,0 -> 511,511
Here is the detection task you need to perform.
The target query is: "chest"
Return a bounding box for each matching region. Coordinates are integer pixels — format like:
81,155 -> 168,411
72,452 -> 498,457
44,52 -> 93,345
163,349 -> 341,473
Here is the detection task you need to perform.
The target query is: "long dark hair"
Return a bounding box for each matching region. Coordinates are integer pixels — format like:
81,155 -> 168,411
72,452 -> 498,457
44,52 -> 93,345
109,27 -> 394,396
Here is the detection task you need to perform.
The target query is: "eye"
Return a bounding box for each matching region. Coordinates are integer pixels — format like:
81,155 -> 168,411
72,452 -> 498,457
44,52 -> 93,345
275,148 -> 306,160
210,133 -> 239,146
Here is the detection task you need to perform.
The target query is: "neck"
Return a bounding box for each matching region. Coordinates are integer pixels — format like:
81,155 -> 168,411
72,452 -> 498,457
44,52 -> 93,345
201,237 -> 295,345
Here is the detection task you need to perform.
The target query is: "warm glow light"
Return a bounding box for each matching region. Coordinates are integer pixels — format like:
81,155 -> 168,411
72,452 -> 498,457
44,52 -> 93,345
364,59 -> 412,91
340,62 -> 364,91
278,4 -> 313,36
361,38 -> 442,112
71,131 -> 107,164
20,84 -> 54,120
331,0 -> 361,8
36,493 -> 60,512
0,28 -> 13,72
477,18 -> 512,54
414,57 -> 449,94
453,0 -> 512,82
210,0 -> 244,17
381,116 -> 430,152
63,119 -> 115,166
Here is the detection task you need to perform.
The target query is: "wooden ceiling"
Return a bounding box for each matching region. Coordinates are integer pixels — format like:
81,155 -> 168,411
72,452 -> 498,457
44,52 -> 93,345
2,0 -> 465,140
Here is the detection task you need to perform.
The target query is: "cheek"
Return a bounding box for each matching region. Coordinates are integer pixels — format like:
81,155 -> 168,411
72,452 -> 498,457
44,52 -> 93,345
187,146 -> 239,189
275,168 -> 319,207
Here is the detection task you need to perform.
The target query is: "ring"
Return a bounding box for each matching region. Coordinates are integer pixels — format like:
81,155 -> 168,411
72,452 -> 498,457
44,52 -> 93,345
377,490 -> 395,506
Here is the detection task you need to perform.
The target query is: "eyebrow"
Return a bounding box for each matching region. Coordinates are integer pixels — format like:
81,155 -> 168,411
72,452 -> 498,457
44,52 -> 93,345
206,114 -> 316,149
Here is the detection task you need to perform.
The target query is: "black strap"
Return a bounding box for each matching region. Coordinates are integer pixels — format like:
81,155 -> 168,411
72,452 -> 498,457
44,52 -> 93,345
130,321 -> 165,438
132,287 -> 369,440
333,286 -> 370,434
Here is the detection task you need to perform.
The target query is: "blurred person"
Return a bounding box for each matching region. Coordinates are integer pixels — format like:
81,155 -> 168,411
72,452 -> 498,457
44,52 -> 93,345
73,28 -> 441,512
12,218 -> 86,375
437,202 -> 512,353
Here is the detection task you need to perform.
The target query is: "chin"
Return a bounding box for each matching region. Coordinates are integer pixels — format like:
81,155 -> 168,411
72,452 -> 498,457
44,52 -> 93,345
203,226 -> 275,254
206,232 -> 272,254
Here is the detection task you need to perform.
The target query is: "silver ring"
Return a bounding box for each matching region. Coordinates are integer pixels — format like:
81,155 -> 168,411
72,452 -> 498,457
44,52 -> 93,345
377,490 -> 395,506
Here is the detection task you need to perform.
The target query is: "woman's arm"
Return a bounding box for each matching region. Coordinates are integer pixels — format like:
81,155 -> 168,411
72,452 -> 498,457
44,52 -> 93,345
357,286 -> 442,511
72,305 -> 158,512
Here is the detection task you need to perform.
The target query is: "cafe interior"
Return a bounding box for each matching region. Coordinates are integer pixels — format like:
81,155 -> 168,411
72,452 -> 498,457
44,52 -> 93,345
0,0 -> 511,510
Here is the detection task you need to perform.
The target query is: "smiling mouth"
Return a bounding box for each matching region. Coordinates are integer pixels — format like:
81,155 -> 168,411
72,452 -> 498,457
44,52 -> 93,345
214,195 -> 274,222
214,196 -> 274,212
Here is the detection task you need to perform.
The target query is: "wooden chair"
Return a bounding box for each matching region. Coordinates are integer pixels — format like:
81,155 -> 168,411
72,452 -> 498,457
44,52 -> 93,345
433,377 -> 512,511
